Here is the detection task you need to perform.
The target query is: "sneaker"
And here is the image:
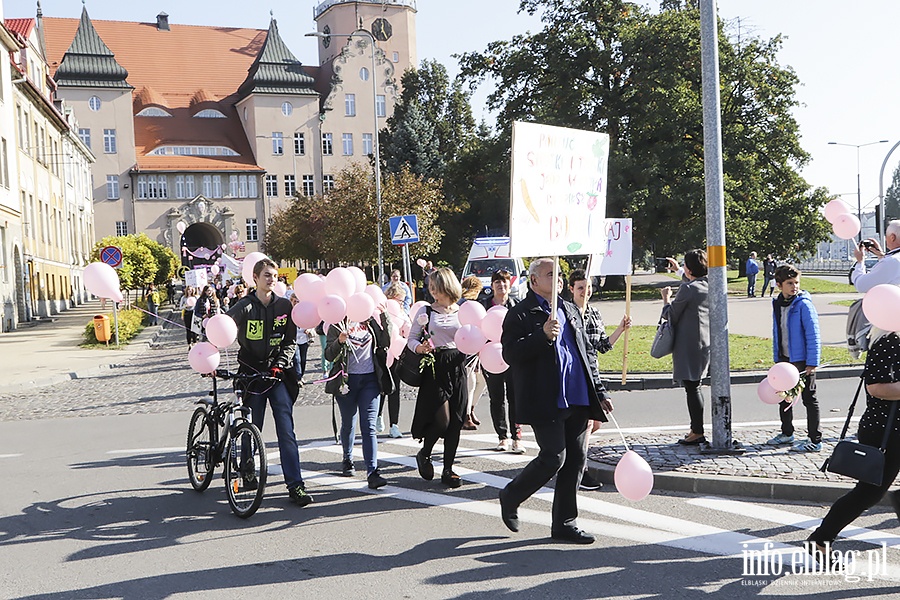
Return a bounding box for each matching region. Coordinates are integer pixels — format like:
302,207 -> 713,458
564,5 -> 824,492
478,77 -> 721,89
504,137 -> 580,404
341,458 -> 355,477
766,433 -> 794,446
242,473 -> 259,491
494,439 -> 509,452
367,469 -> 387,489
510,440 -> 526,454
579,471 -> 603,491
288,484 -> 313,507
441,470 -> 462,488
790,438 -> 822,453
376,415 -> 385,433
389,424 -> 402,438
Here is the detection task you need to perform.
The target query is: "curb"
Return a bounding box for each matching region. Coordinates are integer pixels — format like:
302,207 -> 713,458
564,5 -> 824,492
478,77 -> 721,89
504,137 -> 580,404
602,366 -> 864,392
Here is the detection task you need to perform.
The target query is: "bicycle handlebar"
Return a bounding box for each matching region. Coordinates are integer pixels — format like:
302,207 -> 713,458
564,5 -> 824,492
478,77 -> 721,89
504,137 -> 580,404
200,369 -> 280,384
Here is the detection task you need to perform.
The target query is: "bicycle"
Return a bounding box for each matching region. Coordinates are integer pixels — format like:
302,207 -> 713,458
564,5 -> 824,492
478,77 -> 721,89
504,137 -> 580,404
186,369 -> 271,518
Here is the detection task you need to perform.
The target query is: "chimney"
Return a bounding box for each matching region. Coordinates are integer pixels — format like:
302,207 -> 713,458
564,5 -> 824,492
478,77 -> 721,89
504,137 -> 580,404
157,12 -> 170,31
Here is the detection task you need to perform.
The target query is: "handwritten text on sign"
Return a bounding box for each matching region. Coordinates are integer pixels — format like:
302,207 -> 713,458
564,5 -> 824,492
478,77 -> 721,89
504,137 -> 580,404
509,121 -> 610,257
588,219 -> 633,277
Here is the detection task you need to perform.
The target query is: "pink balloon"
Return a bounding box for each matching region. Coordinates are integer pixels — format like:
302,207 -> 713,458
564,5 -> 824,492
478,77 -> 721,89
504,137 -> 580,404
202,317 -> 210,328
824,199 -> 852,223
347,266 -> 367,294
400,320 -> 411,338
458,301 -> 487,327
416,258 -> 427,268
481,307 -> 507,342
241,251 -> 268,287
385,298 -> 404,317
176,221 -> 187,234
295,276 -> 326,305
614,450 -> 654,501
318,294 -> 347,324
757,379 -> 783,405
767,362 -> 800,392
832,213 -> 861,240
185,296 -> 197,308
346,292 -> 376,323
479,341 -> 508,374
83,262 -> 124,303
188,341 -> 220,374
220,244 -> 228,251
210,264 -> 220,276
325,267 -> 356,299
230,231 -> 239,241
389,335 -> 407,359
365,284 -> 388,310
273,281 -> 288,297
410,301 -> 429,318
292,300 -> 321,329
862,284 -> 900,331
205,314 -> 238,349
455,324 -> 487,355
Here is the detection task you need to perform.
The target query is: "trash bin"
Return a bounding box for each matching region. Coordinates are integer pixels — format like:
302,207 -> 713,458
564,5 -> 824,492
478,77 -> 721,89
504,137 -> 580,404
93,314 -> 111,342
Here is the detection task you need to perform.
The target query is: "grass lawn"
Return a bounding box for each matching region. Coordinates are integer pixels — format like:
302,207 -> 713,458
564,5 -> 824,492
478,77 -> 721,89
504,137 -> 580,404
830,299 -> 856,307
597,325 -> 863,374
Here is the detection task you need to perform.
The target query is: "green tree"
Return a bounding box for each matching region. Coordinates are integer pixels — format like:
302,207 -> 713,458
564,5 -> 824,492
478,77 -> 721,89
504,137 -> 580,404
457,0 -> 831,261
91,235 -> 156,294
885,162 -> 900,223
133,233 -> 178,285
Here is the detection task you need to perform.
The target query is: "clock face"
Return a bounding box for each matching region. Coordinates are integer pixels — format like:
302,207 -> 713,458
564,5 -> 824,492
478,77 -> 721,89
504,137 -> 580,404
371,17 -> 392,42
322,25 -> 331,48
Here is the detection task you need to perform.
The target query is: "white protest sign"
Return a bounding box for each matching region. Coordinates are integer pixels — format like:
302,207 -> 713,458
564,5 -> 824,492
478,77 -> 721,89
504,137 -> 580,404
589,219 -> 633,276
509,121 -> 610,257
184,268 -> 208,289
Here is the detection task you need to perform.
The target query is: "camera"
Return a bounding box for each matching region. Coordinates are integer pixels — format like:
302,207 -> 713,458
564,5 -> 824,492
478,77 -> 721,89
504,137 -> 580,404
861,240 -> 875,250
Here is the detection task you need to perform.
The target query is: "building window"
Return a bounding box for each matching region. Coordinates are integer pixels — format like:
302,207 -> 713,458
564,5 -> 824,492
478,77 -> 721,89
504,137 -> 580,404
136,107 -> 172,117
376,95 -> 386,118
323,175 -> 335,192
362,133 -> 374,156
322,133 -> 333,156
89,96 -> 102,111
202,175 -> 212,197
194,109 -> 227,118
248,175 -> 258,197
115,221 -> 127,236
392,51 -> 400,63
293,132 -> 305,156
284,175 -> 296,197
281,101 -> 293,116
185,175 -> 195,198
302,175 -> 314,197
246,218 -> 258,242
342,133 -> 353,156
238,175 -> 249,198
78,128 -> 90,149
106,175 -> 119,200
229,175 -> 239,198
103,129 -> 117,154
136,175 -> 168,199
272,132 -> 284,155
212,175 -> 222,198
345,94 -> 356,117
0,139 -> 8,188
359,67 -> 369,81
175,175 -> 185,199
265,174 -> 277,197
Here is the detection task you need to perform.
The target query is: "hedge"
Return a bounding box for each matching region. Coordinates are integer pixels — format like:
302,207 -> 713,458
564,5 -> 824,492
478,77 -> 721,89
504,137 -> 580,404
82,308 -> 145,345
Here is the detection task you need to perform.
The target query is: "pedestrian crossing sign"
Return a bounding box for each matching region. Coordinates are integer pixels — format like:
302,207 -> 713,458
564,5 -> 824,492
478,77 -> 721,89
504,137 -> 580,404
389,214 -> 419,245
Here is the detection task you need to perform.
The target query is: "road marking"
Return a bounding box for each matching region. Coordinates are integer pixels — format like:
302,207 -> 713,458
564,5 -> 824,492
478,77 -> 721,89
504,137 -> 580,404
0,453 -> 23,458
107,447 -> 183,454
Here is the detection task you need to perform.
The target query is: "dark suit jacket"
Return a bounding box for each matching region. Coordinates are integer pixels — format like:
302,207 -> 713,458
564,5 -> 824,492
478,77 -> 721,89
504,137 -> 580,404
500,290 -> 610,425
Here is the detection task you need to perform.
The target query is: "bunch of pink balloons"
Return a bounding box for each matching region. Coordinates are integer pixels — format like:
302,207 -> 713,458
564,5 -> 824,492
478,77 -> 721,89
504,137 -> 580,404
452,302 -> 510,373
757,361 -> 800,405
823,199 -> 860,240
290,267 -> 382,331
83,262 -> 124,303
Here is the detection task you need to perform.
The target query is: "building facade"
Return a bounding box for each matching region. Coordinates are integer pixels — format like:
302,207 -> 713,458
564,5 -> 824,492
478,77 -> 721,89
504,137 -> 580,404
0,9 -> 23,332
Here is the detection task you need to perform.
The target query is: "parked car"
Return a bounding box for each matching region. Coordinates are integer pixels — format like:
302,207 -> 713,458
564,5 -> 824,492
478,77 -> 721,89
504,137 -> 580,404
847,257 -> 878,285
461,237 -> 528,300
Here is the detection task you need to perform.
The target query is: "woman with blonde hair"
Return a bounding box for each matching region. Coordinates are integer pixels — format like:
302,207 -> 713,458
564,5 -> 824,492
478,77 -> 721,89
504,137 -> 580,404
408,267 -> 468,488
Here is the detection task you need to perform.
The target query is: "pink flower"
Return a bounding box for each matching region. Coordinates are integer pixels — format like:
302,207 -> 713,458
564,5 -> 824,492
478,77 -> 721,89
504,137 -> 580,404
417,313 -> 429,326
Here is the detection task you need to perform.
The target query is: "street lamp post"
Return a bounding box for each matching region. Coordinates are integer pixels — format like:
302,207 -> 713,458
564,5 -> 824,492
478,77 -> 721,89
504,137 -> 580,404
828,139 -> 889,242
307,29 -> 385,284
878,140 -> 900,249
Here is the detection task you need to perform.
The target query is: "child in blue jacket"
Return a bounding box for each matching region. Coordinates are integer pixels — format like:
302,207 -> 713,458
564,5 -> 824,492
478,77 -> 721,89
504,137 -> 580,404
766,264 -> 822,452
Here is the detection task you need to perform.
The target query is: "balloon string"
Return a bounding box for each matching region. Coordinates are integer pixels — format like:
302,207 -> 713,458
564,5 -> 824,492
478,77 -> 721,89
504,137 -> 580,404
606,411 -> 630,452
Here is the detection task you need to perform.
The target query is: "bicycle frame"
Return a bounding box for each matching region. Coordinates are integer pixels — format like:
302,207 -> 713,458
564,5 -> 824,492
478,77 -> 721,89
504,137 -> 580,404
195,372 -> 255,468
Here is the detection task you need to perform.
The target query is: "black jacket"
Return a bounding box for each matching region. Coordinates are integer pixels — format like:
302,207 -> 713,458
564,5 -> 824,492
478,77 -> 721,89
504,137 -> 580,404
323,312 -> 394,396
226,292 -> 296,374
500,289 -> 610,425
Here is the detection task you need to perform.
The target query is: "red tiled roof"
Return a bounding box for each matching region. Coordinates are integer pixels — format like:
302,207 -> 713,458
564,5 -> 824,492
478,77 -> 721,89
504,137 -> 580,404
5,18 -> 34,40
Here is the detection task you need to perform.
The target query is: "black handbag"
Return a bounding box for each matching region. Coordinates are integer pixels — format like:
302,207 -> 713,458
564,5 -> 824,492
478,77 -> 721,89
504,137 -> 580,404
820,372 -> 897,486
397,306 -> 432,387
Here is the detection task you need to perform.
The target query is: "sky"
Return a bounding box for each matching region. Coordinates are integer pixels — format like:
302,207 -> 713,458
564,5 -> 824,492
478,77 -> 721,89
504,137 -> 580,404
5,0 -> 900,218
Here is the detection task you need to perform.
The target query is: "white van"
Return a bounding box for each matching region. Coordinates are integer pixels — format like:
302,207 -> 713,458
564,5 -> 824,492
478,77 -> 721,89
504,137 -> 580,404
460,237 -> 528,300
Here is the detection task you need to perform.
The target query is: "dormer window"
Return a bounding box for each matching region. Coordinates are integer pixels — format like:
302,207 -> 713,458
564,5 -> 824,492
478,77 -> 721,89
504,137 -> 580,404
149,145 -> 239,156
136,107 -> 172,117
194,109 -> 227,119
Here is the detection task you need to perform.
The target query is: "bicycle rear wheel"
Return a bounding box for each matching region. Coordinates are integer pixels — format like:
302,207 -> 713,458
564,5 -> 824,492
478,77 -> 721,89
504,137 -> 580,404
186,407 -> 215,492
225,422 -> 267,518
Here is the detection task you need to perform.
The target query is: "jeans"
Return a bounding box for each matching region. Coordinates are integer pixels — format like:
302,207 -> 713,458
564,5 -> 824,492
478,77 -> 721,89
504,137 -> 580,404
147,301 -> 158,325
684,379 -> 705,435
335,372 -> 381,475
777,360 -> 821,443
245,380 -> 303,489
747,274 -> 757,297
293,342 -> 309,381
318,334 -> 332,374
486,370 -> 519,441
502,406 -> 589,530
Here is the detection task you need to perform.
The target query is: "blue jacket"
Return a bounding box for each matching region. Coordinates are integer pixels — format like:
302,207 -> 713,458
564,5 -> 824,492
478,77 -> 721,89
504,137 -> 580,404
771,291 -> 820,366
746,258 -> 759,276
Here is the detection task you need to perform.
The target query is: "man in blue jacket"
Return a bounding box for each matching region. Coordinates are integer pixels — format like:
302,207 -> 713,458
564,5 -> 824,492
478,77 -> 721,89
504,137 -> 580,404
766,264 -> 822,452
498,258 -> 613,544
746,252 -> 760,297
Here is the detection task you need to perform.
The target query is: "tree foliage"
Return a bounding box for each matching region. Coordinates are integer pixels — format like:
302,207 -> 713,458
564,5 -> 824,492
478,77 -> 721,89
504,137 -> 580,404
265,163 -> 452,268
457,0 -> 831,262
90,234 -> 177,291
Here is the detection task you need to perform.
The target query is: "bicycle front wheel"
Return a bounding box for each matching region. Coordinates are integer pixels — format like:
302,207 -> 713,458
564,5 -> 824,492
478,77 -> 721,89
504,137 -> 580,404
186,407 -> 215,492
225,422 -> 267,518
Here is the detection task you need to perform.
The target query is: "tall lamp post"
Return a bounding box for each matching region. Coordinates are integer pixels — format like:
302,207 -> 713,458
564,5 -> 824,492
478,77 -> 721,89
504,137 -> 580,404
828,139 -> 889,242
307,29 -> 385,284
878,140 -> 900,249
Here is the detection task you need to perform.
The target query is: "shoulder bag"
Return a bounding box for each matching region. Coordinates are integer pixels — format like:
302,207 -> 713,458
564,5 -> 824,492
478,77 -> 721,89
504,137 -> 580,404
649,312 -> 675,359
397,306 -> 432,387
820,371 -> 897,486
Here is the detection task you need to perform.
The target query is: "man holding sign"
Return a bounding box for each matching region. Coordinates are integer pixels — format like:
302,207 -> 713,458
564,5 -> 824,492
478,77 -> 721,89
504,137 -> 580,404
498,258 -> 614,544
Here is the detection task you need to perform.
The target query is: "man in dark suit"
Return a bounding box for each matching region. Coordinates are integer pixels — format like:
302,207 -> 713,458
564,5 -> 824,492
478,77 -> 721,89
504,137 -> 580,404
498,258 -> 613,544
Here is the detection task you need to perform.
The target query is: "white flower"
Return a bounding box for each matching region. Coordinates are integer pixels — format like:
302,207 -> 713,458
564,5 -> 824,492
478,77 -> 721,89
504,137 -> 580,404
417,313 -> 429,326
339,385 -> 349,395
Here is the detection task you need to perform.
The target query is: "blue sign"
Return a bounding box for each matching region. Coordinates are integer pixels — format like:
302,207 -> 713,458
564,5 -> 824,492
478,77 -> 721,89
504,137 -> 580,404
389,214 -> 419,245
100,246 -> 123,269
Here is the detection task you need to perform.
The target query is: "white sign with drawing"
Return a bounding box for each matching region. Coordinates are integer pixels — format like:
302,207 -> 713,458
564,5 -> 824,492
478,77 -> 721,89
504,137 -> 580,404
588,219 -> 633,276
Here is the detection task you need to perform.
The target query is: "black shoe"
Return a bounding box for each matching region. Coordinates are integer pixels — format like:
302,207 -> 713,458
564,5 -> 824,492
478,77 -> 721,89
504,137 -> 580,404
441,470 -> 461,488
551,526 -> 595,544
242,473 -> 259,491
579,471 -> 603,491
367,469 -> 387,489
498,488 -> 519,532
416,449 -> 434,481
341,458 -> 355,477
288,484 -> 313,507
